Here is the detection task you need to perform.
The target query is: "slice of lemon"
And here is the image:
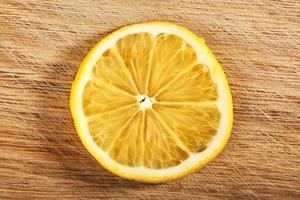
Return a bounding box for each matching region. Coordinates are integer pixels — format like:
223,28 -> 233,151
70,21 -> 233,183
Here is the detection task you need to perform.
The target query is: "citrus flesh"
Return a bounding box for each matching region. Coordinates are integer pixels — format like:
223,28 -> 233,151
70,22 -> 233,183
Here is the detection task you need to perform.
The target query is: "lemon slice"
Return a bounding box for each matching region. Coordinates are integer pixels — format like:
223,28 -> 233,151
70,22 -> 233,183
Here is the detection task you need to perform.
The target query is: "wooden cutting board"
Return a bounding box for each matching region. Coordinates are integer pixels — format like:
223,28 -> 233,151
0,0 -> 299,199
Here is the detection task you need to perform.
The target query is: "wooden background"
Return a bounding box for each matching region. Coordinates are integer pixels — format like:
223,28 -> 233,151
0,0 -> 299,199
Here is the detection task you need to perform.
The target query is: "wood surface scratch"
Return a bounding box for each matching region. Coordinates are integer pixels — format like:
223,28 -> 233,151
0,0 -> 300,199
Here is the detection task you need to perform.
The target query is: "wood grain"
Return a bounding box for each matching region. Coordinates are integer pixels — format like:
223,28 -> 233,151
0,0 -> 299,199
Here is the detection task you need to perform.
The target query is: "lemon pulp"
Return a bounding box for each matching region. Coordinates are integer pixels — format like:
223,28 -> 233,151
82,33 -> 220,169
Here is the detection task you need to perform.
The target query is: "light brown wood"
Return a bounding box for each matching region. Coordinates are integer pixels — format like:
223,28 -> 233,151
0,0 -> 299,199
